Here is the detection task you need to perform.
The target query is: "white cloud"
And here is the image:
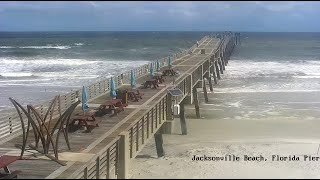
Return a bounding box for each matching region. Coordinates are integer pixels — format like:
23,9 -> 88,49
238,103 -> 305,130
255,1 -> 306,12
88,2 -> 98,8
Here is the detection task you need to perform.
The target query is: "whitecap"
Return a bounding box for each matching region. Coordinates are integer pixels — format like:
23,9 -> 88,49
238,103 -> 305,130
0,72 -> 34,77
19,45 -> 71,49
0,46 -> 14,49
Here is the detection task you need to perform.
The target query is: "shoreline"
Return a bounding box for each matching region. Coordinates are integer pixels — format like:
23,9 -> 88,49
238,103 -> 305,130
130,85 -> 320,178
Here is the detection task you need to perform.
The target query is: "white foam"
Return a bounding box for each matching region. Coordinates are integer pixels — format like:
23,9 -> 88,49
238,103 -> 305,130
74,43 -> 84,46
227,101 -> 242,108
0,46 -> 14,49
19,45 -> 71,49
0,58 -> 99,66
0,72 -> 34,77
0,58 -> 150,87
225,60 -> 320,80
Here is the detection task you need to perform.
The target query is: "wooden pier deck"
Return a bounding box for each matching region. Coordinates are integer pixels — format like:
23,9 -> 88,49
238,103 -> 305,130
0,33 -> 237,179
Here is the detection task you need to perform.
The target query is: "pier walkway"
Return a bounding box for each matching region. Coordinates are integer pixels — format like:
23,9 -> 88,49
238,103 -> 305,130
0,33 -> 237,179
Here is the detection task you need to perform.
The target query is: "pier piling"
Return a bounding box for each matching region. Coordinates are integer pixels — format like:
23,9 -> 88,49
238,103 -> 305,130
203,77 -> 209,103
215,61 -> 221,80
118,133 -> 130,179
154,129 -> 165,157
207,73 -> 213,91
179,99 -> 187,135
192,87 -> 201,118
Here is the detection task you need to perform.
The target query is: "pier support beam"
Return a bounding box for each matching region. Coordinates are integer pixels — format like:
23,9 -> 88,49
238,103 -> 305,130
218,58 -> 224,74
202,77 -> 209,103
154,128 -> 165,157
163,94 -> 173,134
211,61 -> 218,84
223,50 -> 228,66
179,99 -> 187,135
221,52 -> 226,70
215,61 -> 221,80
118,132 -> 130,179
207,73 -> 213,91
192,87 -> 201,118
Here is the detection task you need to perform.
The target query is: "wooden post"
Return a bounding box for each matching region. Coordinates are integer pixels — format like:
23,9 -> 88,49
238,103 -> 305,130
166,94 -> 173,121
192,87 -> 201,118
215,61 -> 221,80
207,73 -> 213,91
218,58 -> 224,74
221,52 -> 226,70
118,132 -> 130,179
179,99 -> 187,135
163,94 -> 174,134
203,77 -> 209,103
154,128 -> 165,157
96,156 -> 100,179
223,49 -> 227,66
211,61 -> 218,84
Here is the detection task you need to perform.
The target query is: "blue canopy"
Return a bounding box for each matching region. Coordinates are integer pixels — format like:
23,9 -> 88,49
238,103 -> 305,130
81,86 -> 89,113
168,56 -> 172,66
130,70 -> 136,88
156,60 -> 161,71
150,63 -> 155,78
110,77 -> 117,98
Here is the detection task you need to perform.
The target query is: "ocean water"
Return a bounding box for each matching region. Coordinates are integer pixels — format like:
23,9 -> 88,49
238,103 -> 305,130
0,31 -> 209,111
130,32 -> 320,179
208,32 -> 320,122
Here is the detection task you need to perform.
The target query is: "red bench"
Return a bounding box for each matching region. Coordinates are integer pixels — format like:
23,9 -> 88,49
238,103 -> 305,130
0,155 -> 21,179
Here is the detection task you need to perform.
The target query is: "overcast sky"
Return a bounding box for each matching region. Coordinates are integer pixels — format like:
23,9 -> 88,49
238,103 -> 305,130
1,1 -> 320,32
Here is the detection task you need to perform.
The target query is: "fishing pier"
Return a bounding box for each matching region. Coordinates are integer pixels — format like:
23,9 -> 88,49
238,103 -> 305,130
0,32 -> 237,179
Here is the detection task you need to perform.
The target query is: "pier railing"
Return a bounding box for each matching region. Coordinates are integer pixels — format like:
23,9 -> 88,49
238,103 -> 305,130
67,90 -> 169,179
67,137 -> 121,179
64,35 -> 234,179
0,35 -> 208,144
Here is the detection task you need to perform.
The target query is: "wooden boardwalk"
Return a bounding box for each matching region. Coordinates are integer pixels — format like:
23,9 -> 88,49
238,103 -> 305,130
0,33 -> 237,179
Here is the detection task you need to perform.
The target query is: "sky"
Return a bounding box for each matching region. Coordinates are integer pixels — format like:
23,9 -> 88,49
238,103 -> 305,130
0,1 -> 320,32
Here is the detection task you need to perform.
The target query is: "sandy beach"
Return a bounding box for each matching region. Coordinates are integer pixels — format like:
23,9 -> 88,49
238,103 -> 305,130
130,65 -> 320,178
130,114 -> 320,179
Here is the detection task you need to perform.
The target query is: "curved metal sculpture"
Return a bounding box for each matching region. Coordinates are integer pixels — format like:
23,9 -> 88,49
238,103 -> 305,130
9,96 -> 81,165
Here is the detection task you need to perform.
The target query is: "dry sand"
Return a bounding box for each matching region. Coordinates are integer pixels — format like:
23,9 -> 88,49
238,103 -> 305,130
130,118 -> 320,179
129,91 -> 320,178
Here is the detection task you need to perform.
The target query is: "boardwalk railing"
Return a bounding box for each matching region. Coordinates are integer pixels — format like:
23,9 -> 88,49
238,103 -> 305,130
67,137 -> 121,179
67,90 -> 169,179
48,33 -> 237,180
0,36 -> 209,144
64,34 -> 237,179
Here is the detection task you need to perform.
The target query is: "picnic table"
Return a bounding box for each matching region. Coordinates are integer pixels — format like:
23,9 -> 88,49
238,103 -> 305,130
162,68 -> 178,76
127,89 -> 143,102
0,155 -> 21,179
144,79 -> 159,89
152,74 -> 165,83
99,99 -> 124,116
69,111 -> 101,133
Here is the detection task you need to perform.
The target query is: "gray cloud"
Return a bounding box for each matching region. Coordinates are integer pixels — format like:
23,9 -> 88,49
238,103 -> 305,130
0,1 -> 320,31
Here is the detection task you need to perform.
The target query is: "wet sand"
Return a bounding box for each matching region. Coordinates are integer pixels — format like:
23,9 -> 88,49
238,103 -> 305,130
130,71 -> 320,178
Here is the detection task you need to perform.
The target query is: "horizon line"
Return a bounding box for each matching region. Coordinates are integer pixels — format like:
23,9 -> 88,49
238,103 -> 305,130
1,30 -> 320,33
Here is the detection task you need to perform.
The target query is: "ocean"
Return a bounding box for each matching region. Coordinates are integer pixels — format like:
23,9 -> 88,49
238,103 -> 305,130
1,32 -> 320,115
205,32 -> 320,124
0,31 -> 209,112
131,32 -> 320,178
